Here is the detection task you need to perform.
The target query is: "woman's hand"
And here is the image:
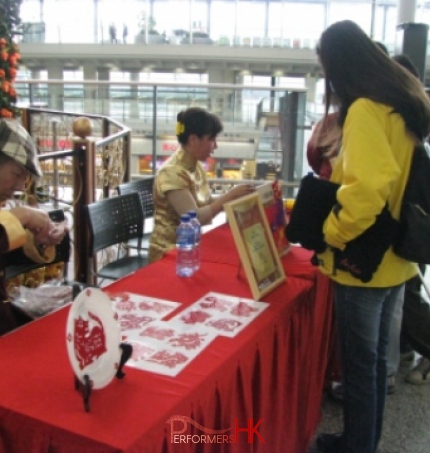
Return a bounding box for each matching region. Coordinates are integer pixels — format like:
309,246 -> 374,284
225,183 -> 255,202
10,206 -> 67,246
209,184 -> 256,218
46,222 -> 67,245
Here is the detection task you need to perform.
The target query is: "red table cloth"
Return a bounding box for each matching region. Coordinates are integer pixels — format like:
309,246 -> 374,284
0,224 -> 334,453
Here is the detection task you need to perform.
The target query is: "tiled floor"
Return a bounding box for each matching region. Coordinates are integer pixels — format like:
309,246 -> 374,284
308,272 -> 430,453
308,355 -> 430,453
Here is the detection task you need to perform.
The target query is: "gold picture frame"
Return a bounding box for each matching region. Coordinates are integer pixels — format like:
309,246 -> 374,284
224,192 -> 286,300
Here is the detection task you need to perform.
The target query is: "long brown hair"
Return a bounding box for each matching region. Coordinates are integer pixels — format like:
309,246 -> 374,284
317,20 -> 430,140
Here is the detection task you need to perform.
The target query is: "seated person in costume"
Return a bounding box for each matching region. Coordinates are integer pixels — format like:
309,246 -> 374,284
149,107 -> 254,263
0,119 -> 66,335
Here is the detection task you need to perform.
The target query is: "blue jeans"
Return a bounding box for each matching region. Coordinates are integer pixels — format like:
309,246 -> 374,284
386,286 -> 405,376
334,283 -> 404,453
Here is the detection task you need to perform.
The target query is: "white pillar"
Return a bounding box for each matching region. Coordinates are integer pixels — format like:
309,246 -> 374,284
97,67 -> 110,116
29,70 -> 42,106
397,0 -> 417,24
129,71 -> 140,119
207,64 -> 235,118
305,75 -> 317,105
47,64 -> 64,111
83,64 -> 97,114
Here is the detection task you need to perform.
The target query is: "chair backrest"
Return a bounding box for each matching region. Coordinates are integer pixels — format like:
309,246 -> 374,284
86,192 -> 145,256
117,177 -> 155,220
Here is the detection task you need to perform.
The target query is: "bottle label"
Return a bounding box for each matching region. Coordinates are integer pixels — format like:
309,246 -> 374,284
177,229 -> 193,246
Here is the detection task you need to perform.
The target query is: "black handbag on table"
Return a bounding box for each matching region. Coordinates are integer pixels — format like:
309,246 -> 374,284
286,173 -> 398,283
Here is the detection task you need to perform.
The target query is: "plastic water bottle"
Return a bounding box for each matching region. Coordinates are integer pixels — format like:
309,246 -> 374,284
176,214 -> 195,277
188,210 -> 201,271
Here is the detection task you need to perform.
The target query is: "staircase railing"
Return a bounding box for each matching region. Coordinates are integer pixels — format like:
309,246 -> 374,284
22,108 -> 131,284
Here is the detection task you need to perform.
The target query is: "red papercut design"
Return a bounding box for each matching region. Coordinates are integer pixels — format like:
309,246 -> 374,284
266,180 -> 289,255
169,333 -> 206,350
230,301 -> 258,317
107,291 -> 130,303
108,292 -> 135,312
138,301 -> 172,313
120,314 -> 154,330
207,318 -> 242,332
200,296 -> 232,312
131,343 -> 156,361
140,326 -> 175,340
180,310 -> 212,324
115,299 -> 136,312
147,350 -> 188,368
73,312 -> 107,370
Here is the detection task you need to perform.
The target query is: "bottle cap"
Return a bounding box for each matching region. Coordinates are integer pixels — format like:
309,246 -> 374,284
180,214 -> 190,222
188,210 -> 197,218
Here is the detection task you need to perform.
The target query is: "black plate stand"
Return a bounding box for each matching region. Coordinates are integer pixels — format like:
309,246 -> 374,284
74,342 -> 133,412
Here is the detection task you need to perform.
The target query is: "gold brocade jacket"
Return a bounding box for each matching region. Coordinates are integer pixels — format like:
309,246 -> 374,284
149,148 -> 212,263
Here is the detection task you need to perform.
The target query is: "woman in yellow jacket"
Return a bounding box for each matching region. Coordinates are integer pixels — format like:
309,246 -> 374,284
315,21 -> 430,453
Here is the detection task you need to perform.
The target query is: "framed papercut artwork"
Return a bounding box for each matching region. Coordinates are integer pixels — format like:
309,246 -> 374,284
224,192 -> 286,300
256,180 -> 290,256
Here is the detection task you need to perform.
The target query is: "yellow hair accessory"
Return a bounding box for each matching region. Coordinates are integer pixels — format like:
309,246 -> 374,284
176,122 -> 185,135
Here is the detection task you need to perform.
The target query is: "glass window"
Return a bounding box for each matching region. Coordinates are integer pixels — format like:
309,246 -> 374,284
98,0 -> 143,43
152,0 -> 209,37
373,3 -> 398,52
329,0 -> 373,34
417,3 -> 430,39
20,0 -> 41,22
236,1 -> 266,39
153,1 -> 191,36
267,2 -> 284,40
211,1 -> 236,41
41,0 -> 94,43
282,2 -> 325,47
278,77 -> 306,89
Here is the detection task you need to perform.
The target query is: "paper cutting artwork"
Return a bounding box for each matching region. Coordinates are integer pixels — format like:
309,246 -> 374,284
257,180 -> 290,256
107,292 -> 181,319
170,292 -> 269,338
73,313 -> 107,370
123,319 -> 217,377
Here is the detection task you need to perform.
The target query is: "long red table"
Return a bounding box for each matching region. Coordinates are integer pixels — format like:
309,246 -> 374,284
0,224 -> 334,453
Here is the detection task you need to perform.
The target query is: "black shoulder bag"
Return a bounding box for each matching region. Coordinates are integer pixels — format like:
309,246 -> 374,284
286,172 -> 398,283
393,144 -> 430,264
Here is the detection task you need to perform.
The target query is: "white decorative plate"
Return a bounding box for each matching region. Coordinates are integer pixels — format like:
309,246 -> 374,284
66,287 -> 121,389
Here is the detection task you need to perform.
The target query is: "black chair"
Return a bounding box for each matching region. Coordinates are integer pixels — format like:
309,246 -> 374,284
6,209 -> 71,281
86,192 -> 149,283
117,176 -> 155,250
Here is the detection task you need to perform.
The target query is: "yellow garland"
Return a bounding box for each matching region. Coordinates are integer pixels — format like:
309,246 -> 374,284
176,122 -> 185,135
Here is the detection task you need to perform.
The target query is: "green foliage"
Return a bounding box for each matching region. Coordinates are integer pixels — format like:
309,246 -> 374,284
0,0 -> 22,35
0,0 -> 22,118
